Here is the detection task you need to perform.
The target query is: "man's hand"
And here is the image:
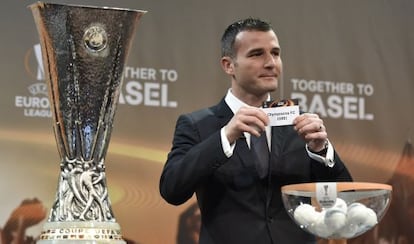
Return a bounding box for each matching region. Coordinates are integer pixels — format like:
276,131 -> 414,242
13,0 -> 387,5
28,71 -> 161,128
293,113 -> 328,152
224,106 -> 269,144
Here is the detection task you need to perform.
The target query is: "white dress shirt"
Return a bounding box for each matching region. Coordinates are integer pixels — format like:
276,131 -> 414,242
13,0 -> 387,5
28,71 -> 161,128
220,89 -> 335,167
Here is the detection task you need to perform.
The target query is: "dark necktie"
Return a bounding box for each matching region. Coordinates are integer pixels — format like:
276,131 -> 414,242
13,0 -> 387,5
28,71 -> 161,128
251,132 -> 269,178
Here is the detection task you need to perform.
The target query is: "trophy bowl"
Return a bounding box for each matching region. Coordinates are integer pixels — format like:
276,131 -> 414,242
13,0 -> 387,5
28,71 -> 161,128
281,182 -> 392,240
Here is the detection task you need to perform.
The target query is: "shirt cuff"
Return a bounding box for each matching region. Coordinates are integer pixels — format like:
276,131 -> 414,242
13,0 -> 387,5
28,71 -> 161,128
221,127 -> 236,158
306,139 -> 335,167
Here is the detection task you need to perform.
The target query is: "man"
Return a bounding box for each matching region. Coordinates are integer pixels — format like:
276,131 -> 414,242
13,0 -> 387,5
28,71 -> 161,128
160,18 -> 352,244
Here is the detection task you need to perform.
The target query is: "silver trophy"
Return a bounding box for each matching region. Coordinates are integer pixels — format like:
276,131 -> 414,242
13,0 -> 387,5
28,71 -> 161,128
30,2 -> 146,243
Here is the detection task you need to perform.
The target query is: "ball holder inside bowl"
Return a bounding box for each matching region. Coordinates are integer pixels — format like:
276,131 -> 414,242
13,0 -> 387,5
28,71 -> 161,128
281,182 -> 392,240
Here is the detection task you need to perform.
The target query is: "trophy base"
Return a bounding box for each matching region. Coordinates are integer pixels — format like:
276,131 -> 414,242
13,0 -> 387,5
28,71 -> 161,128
37,221 -> 126,244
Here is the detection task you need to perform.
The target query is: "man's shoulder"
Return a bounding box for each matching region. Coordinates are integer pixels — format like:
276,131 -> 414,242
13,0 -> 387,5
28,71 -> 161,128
185,106 -> 216,123
182,99 -> 227,122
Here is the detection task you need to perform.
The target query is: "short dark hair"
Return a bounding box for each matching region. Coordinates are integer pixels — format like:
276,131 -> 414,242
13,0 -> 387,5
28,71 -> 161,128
221,17 -> 273,58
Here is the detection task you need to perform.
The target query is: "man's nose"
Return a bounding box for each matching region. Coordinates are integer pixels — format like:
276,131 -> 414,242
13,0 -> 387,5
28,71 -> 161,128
264,54 -> 277,67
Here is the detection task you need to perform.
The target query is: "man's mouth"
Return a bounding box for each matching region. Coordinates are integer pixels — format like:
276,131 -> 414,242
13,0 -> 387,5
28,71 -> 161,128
259,74 -> 278,78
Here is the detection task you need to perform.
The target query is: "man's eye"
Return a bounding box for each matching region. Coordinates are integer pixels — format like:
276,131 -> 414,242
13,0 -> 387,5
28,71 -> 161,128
250,52 -> 262,57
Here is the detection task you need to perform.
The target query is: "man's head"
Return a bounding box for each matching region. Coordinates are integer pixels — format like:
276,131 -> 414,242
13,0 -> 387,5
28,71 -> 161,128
221,18 -> 273,58
220,18 -> 282,106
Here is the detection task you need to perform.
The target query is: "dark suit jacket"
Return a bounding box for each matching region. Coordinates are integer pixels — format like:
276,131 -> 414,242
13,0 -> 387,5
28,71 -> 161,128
160,98 -> 353,244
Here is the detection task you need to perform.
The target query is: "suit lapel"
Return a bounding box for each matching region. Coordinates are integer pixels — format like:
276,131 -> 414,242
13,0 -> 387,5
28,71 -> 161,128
214,98 -> 270,201
212,98 -> 233,128
234,137 -> 256,171
213,99 -> 258,173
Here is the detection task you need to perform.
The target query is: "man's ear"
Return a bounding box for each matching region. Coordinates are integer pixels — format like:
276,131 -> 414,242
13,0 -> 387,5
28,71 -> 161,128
220,56 -> 234,75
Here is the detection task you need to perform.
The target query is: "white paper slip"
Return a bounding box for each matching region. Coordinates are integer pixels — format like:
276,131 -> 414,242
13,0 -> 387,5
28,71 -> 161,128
262,105 -> 300,126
